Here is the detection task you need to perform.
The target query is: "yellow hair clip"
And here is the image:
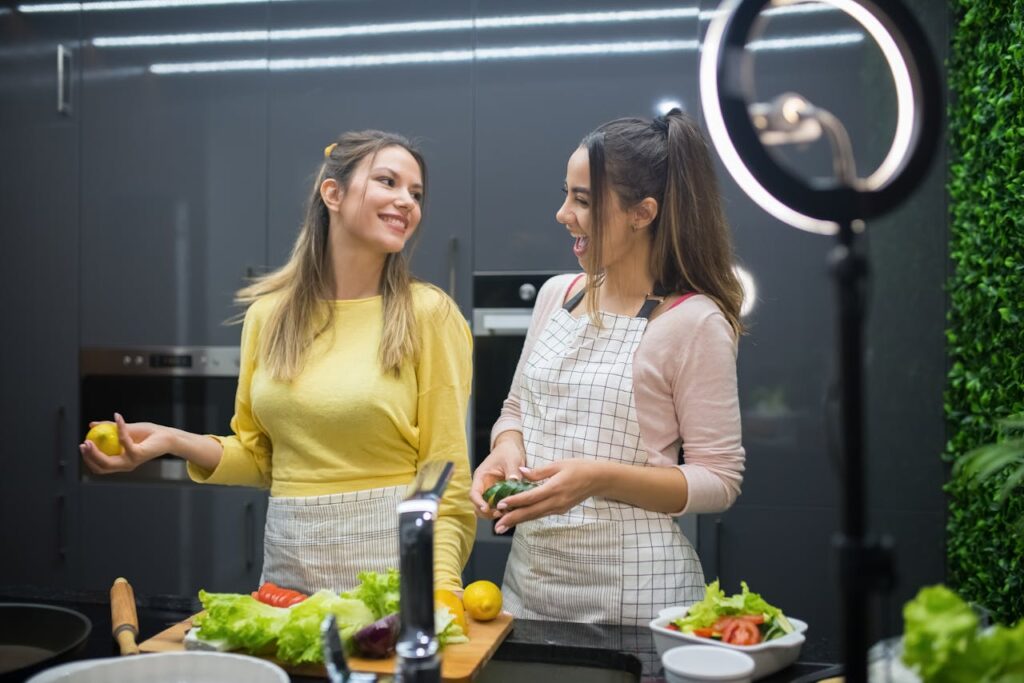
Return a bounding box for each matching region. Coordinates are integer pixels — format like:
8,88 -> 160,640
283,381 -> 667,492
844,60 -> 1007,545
323,142 -> 337,159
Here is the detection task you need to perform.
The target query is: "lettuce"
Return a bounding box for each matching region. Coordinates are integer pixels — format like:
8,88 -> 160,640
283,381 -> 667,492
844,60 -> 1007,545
436,607 -> 469,647
341,569 -> 401,620
195,589 -> 374,665
673,580 -> 786,633
275,590 -> 375,664
901,585 -> 1024,683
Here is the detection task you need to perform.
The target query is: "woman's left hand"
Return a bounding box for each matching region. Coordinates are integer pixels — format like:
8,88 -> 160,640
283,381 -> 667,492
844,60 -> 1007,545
493,459 -> 605,533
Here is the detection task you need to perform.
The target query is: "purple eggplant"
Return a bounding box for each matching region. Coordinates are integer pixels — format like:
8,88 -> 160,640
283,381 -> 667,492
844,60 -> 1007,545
352,612 -> 400,658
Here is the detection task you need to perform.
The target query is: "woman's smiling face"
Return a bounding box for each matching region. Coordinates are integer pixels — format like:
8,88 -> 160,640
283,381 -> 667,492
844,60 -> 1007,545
331,145 -> 424,254
555,146 -> 636,271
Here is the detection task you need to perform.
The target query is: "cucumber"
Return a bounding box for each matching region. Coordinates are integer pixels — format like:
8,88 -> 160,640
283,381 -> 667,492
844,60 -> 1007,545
483,479 -> 537,507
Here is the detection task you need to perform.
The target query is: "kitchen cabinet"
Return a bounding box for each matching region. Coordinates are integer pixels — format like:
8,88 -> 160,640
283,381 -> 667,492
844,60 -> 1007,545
79,483 -> 266,595
265,0 -> 474,313
0,5 -> 81,588
78,2 -> 270,347
473,0 -> 702,273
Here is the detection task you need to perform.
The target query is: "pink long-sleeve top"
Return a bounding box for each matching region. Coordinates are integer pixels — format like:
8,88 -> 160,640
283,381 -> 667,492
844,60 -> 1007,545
490,273 -> 745,515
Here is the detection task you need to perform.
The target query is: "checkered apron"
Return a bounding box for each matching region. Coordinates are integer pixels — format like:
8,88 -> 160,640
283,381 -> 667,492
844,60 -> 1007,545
261,485 -> 405,594
502,289 -> 704,625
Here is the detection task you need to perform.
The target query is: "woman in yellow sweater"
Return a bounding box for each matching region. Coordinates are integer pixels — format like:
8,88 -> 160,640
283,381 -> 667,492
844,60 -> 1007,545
80,130 -> 476,593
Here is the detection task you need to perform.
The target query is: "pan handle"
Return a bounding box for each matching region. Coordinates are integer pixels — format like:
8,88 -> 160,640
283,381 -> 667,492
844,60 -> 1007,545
110,577 -> 140,655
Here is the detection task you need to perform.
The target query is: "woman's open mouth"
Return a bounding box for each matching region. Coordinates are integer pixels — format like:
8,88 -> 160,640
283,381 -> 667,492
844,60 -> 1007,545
572,234 -> 590,257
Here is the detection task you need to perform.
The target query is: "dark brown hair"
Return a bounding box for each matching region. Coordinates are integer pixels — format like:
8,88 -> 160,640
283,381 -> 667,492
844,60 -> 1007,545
580,110 -> 744,335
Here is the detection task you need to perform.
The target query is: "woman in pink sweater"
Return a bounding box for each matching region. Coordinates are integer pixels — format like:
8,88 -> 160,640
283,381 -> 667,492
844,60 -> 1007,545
469,109 -> 747,625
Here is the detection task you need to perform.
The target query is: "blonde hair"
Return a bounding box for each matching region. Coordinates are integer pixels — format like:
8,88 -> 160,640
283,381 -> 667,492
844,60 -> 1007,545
235,130 -> 427,380
580,110 -> 744,336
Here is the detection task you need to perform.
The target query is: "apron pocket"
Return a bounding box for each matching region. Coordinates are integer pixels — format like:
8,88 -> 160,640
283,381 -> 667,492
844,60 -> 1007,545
263,490 -> 402,594
510,519 -> 623,624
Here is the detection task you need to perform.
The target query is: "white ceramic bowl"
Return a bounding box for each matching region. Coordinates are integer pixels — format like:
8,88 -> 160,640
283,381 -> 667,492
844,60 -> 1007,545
650,606 -> 808,681
26,651 -> 289,683
662,644 -> 755,683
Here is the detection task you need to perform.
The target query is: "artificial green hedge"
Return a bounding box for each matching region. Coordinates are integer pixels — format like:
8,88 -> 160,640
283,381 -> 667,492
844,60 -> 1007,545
946,0 -> 1024,624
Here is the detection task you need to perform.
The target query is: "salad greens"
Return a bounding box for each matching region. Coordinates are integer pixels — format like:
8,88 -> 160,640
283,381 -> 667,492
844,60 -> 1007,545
902,585 -> 1024,683
193,569 -> 468,665
672,580 -> 794,642
340,568 -> 401,620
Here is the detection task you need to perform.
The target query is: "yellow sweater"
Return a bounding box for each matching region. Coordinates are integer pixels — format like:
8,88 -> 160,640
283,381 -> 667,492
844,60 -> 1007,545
188,284 -> 476,590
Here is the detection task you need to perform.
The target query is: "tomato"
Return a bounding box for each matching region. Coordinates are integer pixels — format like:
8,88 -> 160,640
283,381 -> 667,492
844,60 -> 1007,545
721,619 -> 761,645
692,627 -> 717,638
254,582 -> 307,608
666,623 -> 680,631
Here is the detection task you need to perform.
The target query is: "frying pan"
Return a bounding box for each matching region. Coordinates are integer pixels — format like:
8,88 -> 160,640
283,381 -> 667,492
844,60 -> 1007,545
0,604 -> 91,682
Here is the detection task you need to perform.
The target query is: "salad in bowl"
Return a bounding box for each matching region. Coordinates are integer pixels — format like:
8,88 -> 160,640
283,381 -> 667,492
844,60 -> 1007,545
649,581 -> 808,680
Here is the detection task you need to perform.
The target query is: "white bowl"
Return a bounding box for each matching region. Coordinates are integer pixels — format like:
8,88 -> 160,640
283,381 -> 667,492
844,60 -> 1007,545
650,605 -> 808,681
662,644 -> 755,683
26,651 -> 289,683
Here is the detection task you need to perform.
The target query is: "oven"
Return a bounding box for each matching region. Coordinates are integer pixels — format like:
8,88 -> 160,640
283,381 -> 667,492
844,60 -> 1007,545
77,346 -> 266,595
79,346 -> 240,483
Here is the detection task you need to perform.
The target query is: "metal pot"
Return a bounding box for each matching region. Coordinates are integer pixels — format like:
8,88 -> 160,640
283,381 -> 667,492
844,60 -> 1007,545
0,604 -> 91,682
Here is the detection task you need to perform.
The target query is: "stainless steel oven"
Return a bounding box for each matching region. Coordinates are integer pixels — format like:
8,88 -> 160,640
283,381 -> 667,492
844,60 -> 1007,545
79,346 -> 240,483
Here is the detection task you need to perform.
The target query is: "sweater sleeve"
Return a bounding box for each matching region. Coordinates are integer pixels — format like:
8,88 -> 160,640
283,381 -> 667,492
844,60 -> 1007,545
187,301 -> 273,489
415,290 -> 477,591
673,312 -> 745,515
489,273 -> 578,449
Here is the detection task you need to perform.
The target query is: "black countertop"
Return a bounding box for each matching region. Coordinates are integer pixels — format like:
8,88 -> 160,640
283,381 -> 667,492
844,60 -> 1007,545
0,587 -> 839,683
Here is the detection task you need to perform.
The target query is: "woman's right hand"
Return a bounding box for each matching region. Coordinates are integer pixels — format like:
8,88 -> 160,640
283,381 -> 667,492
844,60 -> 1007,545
470,432 -> 526,520
80,412 -> 178,474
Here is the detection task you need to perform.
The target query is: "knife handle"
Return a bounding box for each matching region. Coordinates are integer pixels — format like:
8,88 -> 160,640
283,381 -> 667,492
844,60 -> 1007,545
110,577 -> 140,655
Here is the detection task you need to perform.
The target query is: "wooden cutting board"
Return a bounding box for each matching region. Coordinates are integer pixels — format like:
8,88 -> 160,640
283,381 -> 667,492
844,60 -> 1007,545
139,612 -> 514,682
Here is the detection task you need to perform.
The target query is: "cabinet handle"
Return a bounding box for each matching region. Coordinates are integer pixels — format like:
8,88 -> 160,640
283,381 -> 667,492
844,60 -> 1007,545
57,44 -> 72,115
56,494 -> 67,561
55,405 -> 66,474
244,501 -> 255,570
447,235 -> 458,299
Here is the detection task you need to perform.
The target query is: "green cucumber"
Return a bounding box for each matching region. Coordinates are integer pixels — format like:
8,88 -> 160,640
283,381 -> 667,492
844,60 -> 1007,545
483,479 -> 537,507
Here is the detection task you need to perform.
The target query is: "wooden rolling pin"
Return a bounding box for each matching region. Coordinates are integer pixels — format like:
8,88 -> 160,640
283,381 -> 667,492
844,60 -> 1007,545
110,577 -> 140,655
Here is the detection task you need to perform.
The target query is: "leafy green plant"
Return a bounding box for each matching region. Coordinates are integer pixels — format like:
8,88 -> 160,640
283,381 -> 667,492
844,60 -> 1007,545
946,0 -> 1024,625
954,415 -> 1024,535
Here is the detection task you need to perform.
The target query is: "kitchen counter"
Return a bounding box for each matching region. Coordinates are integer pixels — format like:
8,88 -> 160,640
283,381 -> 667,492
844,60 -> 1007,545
1,587 -> 838,682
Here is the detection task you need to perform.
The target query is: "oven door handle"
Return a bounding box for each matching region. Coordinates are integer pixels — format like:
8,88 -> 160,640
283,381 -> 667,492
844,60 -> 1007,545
472,309 -> 533,337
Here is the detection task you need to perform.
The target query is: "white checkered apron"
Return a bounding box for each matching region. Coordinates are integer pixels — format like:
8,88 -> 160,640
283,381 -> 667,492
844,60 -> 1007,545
502,298 -> 704,625
261,485 -> 405,594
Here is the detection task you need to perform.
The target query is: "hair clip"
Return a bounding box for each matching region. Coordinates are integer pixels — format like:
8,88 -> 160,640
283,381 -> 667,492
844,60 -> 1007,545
323,142 -> 338,159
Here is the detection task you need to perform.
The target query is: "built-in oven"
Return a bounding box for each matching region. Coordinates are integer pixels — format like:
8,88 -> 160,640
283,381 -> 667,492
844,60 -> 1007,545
78,346 -> 266,595
79,346 -> 240,482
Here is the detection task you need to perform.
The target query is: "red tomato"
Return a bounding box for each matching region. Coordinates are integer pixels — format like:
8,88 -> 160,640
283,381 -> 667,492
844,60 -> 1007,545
721,619 -> 761,645
254,582 -> 307,608
693,627 -> 717,638
666,623 -> 680,631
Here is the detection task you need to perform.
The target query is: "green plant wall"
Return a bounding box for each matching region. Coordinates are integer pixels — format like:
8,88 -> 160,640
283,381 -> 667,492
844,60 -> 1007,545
946,0 -> 1024,624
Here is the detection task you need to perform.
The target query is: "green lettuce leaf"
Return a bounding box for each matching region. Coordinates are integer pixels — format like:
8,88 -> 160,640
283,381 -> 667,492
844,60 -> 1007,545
673,580 -> 785,633
902,585 -> 1024,683
341,569 -> 401,620
194,591 -> 290,654
436,607 -> 469,647
275,590 -> 376,665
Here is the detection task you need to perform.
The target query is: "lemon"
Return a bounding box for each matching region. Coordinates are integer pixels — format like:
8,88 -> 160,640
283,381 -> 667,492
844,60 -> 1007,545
85,422 -> 123,456
435,589 -> 468,633
462,580 -> 502,622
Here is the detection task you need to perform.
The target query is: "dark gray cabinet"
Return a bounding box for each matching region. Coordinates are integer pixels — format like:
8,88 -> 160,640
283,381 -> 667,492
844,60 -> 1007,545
265,0 -> 474,312
78,3 -> 270,347
0,6 -> 81,588
80,483 -> 266,594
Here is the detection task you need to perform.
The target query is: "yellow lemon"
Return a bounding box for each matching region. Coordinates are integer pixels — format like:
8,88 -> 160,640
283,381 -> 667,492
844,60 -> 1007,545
85,422 -> 123,456
435,589 -> 468,633
462,580 -> 502,622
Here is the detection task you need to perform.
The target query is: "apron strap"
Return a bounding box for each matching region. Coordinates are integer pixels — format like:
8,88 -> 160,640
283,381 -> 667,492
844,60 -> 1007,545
563,287 -> 586,312
636,284 -> 671,319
